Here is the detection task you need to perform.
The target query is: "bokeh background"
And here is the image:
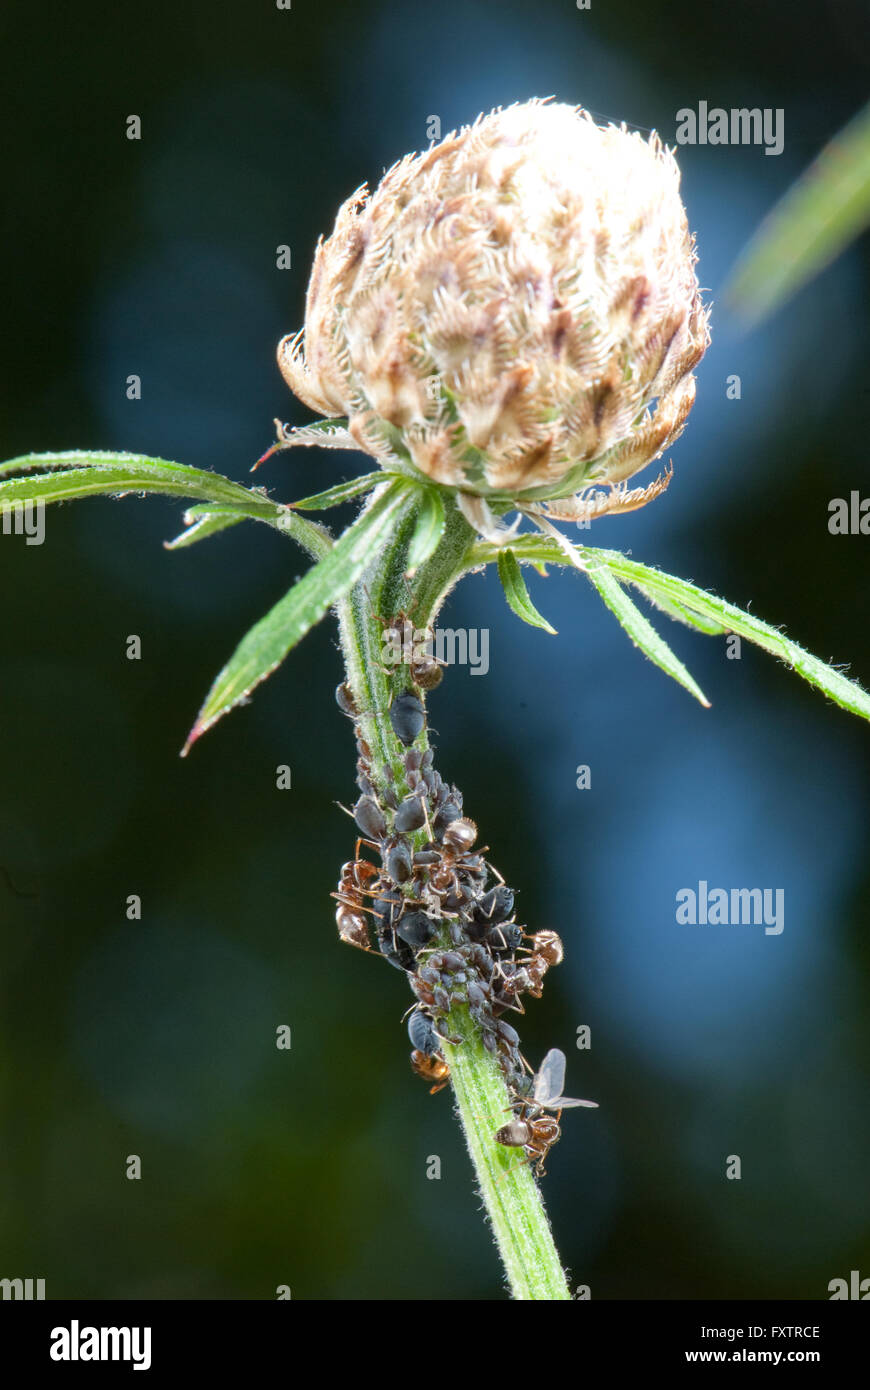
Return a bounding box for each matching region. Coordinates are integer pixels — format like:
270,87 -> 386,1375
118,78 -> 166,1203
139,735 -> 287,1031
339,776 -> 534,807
1,0 -> 869,1300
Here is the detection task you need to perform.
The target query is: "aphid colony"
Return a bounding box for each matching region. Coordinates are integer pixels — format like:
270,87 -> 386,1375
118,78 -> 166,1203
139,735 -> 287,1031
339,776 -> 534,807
333,621 -> 596,1175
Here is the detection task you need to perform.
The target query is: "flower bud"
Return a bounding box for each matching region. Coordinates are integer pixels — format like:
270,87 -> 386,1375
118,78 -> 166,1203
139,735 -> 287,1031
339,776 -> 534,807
278,99 -> 709,505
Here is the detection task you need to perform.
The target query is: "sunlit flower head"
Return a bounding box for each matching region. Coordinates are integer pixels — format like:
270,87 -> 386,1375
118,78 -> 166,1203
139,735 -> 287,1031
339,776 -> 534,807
277,98 -> 709,514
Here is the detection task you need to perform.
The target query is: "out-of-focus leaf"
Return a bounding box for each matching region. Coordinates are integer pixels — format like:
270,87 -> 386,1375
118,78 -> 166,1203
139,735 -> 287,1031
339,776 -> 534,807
727,101 -> 870,322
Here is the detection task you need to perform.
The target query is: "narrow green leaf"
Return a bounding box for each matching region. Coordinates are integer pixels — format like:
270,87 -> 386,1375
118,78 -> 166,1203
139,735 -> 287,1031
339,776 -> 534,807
497,550 -> 557,634
471,534 -> 870,721
182,502 -> 278,521
727,101 -> 870,322
0,451 -> 333,560
0,452 -> 271,509
585,559 -> 710,706
176,500 -> 333,560
406,489 -> 446,573
164,511 -> 248,550
604,551 -> 870,722
183,481 -> 412,754
634,584 -> 727,635
498,536 -> 870,723
288,471 -> 387,510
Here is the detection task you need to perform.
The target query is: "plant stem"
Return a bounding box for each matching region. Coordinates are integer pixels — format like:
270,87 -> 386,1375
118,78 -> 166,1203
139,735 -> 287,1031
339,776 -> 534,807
335,491 -> 571,1301
442,1008 -> 572,1300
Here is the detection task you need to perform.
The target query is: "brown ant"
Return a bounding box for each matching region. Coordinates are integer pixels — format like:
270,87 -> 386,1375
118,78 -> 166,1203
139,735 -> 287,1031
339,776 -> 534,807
410,1050 -> 450,1094
524,930 -> 565,996
495,1048 -> 598,1177
494,929 -> 565,999
524,929 -> 564,967
410,650 -> 445,690
496,1113 -> 563,1176
332,849 -> 383,951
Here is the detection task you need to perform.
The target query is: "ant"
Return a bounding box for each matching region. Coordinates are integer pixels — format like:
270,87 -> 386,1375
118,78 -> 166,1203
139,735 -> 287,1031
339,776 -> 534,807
332,847 -> 384,951
410,1050 -> 451,1094
495,1048 -> 598,1177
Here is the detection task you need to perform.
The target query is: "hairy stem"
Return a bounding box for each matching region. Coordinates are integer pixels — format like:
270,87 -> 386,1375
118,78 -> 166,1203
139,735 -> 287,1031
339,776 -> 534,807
335,493 -> 571,1301
442,1008 -> 572,1300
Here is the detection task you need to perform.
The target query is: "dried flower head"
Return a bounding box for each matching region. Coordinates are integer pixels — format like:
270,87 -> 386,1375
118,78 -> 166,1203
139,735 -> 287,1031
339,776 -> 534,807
277,99 -> 709,518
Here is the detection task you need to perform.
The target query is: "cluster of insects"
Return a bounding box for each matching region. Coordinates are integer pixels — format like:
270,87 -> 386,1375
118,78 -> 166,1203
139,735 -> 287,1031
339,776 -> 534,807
333,613 -> 596,1176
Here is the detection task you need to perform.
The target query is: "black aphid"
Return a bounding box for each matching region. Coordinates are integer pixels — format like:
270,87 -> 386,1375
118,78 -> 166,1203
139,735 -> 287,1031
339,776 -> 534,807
389,691 -> 425,746
385,837 -> 413,884
394,795 -> 427,832
474,885 -> 515,925
407,1009 -> 440,1055
354,795 -> 386,841
395,909 -> 437,949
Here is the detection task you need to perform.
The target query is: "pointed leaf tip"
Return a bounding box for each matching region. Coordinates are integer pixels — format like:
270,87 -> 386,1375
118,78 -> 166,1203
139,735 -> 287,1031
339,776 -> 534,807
187,480 -> 413,746
497,550 -> 557,634
180,724 -> 202,758
585,560 -> 710,708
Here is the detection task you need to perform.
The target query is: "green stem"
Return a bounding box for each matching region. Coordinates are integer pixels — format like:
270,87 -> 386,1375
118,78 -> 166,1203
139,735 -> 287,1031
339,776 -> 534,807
442,1009 -> 572,1300
335,495 -> 571,1301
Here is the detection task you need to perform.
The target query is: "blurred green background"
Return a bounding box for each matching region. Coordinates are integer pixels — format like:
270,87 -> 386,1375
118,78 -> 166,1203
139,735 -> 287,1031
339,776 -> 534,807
1,0 -> 869,1299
